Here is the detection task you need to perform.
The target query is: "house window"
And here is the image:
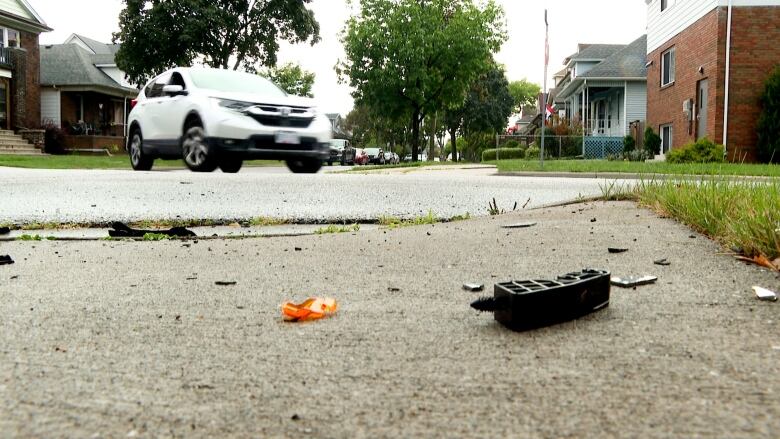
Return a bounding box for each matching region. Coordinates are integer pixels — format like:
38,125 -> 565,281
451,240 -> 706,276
661,124 -> 673,154
661,47 -> 675,87
661,0 -> 668,11
0,28 -> 20,48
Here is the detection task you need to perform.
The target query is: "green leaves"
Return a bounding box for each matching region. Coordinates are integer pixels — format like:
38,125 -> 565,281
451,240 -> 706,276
114,0 -> 320,86
509,79 -> 542,113
757,66 -> 780,163
261,63 -> 316,97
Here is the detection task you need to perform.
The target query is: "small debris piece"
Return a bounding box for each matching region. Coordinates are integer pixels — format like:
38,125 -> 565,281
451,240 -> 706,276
0,226 -> 9,235
462,283 -> 484,292
291,414 -> 301,421
590,218 -> 597,223
281,297 -> 338,322
608,248 -> 629,254
108,222 -> 196,238
387,287 -> 401,292
186,277 -> 197,281
689,235 -> 697,239
215,281 -> 237,286
10,275 -> 18,279
0,255 -> 14,266
753,286 -> 777,302
180,181 -> 193,185
610,275 -> 658,288
501,222 -> 537,229
294,247 -> 302,251
654,258 -> 671,266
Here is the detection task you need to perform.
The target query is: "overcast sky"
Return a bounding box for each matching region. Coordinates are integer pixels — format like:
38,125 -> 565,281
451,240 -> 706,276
29,0 -> 647,116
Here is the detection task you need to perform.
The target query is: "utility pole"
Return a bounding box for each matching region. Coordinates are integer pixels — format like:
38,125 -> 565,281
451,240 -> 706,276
541,9 -> 549,168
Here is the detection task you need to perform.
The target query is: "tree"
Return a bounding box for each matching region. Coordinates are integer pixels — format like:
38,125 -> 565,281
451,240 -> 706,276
261,63 -> 315,97
757,66 -> 780,163
445,63 -> 514,161
114,0 -> 320,86
508,79 -> 541,114
339,0 -> 506,161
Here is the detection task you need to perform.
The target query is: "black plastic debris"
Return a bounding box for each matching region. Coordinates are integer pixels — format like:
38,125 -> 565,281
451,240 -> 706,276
654,258 -> 671,266
501,222 -> 537,229
471,269 -> 610,331
215,281 -> 237,286
610,275 -> 658,288
608,247 -> 629,254
0,226 -> 10,235
108,222 -> 196,238
0,255 -> 14,265
462,283 -> 484,292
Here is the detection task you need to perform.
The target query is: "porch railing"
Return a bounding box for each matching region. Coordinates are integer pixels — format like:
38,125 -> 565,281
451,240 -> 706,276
0,47 -> 12,69
587,118 -> 623,137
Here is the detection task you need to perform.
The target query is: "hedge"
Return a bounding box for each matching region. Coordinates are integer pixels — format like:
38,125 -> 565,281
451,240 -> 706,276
482,148 -> 526,162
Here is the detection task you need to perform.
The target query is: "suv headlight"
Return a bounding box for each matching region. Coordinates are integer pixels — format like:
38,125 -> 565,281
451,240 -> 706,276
211,98 -> 256,112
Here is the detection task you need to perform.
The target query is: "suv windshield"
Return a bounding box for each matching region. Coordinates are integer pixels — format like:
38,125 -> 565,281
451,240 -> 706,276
188,69 -> 287,97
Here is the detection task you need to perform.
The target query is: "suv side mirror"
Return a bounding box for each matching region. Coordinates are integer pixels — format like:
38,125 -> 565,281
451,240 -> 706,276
162,85 -> 187,96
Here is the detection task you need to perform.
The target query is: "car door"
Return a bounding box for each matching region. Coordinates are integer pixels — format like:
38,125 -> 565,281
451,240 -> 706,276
154,71 -> 191,150
139,72 -> 172,143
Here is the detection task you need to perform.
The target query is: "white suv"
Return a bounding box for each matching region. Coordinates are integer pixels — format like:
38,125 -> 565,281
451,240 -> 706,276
126,67 -> 332,173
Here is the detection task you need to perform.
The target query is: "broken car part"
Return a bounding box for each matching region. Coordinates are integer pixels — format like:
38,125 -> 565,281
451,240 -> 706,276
281,297 -> 338,322
654,258 -> 671,266
463,283 -> 485,292
501,222 -> 537,229
108,222 -> 197,238
608,248 -> 629,254
0,227 -> 9,235
471,269 -> 610,331
0,255 -> 14,265
753,286 -> 778,302
610,275 -> 658,288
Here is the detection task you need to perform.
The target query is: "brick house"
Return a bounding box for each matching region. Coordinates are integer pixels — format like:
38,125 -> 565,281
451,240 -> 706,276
0,0 -> 51,131
645,0 -> 780,161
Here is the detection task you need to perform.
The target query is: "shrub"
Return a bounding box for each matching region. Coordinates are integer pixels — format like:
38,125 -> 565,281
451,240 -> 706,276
526,144 -> 541,160
644,127 -> 661,156
607,149 -> 649,162
43,124 -> 66,155
757,66 -> 780,163
482,148 -> 525,161
666,138 -> 725,164
623,135 -> 636,152
502,139 -> 520,149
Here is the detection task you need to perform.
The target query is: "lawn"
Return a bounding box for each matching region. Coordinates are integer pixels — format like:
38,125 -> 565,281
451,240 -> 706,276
0,155 -> 283,170
491,159 -> 780,177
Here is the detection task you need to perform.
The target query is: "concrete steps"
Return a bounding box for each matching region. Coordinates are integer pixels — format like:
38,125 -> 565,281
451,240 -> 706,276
0,130 -> 44,155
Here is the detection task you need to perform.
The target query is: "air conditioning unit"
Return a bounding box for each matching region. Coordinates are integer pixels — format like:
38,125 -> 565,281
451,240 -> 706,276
683,99 -> 693,113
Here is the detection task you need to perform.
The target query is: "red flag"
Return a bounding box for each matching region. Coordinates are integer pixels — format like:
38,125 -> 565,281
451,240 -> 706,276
546,104 -> 555,117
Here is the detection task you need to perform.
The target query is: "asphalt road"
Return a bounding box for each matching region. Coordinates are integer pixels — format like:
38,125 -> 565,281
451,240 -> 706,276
0,165 -> 624,224
1,201 -> 778,437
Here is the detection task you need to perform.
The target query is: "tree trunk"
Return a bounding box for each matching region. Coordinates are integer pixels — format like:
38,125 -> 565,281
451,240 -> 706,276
450,126 -> 458,162
429,112 -> 437,161
411,108 -> 420,161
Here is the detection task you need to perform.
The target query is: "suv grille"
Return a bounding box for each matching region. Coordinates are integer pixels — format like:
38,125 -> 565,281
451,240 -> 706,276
247,104 -> 314,128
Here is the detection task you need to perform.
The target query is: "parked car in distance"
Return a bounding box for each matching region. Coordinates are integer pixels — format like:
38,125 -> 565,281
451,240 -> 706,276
383,151 -> 400,164
127,67 -> 332,173
328,139 -> 354,166
364,147 -> 385,165
353,148 -> 370,165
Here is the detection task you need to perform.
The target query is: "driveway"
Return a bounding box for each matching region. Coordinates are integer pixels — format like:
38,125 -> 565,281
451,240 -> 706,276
0,166 -> 623,224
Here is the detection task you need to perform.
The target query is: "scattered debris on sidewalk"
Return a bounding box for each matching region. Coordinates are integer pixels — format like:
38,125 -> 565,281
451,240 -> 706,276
608,247 -> 629,254
501,222 -> 537,229
654,258 -> 671,266
462,283 -> 484,292
0,226 -> 9,235
736,254 -> 779,271
282,297 -> 338,322
387,287 -> 401,292
610,275 -> 658,288
470,269 -> 610,331
753,286 -> 777,302
215,281 -> 237,286
0,255 -> 14,265
108,222 -> 196,238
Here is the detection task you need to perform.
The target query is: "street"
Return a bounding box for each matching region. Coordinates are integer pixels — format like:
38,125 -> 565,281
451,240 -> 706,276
1,201 -> 778,438
0,166 -> 619,224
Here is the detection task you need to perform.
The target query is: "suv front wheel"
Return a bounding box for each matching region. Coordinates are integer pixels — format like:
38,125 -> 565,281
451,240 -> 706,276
286,158 -> 322,174
182,125 -> 217,172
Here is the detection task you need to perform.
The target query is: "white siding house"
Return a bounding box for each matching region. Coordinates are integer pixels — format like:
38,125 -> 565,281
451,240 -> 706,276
40,89 -> 60,127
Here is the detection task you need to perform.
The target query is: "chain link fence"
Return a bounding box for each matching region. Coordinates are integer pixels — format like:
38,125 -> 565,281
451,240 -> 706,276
494,135 -> 584,159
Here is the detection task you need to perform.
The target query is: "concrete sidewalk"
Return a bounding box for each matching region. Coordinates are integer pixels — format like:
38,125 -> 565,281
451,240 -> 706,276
1,201 -> 778,438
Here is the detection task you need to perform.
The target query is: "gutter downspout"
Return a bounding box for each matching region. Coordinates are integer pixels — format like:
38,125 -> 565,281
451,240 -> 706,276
723,0 -> 733,157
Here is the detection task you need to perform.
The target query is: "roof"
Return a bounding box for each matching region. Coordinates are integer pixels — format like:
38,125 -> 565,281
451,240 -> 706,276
70,34 -> 119,55
0,0 -> 52,32
579,35 -> 647,79
40,44 -> 136,96
567,44 -> 625,63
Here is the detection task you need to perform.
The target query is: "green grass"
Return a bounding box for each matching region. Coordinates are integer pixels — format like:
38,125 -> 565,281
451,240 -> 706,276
606,179 -> 780,263
491,159 -> 780,177
314,224 -> 361,235
345,161 -> 470,173
378,211 -> 470,229
0,155 -> 283,170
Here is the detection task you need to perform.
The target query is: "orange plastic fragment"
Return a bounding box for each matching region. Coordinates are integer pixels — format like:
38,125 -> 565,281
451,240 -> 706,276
281,297 -> 338,322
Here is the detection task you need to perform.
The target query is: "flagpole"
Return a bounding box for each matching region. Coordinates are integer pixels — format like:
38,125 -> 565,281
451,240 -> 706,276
541,9 -> 548,168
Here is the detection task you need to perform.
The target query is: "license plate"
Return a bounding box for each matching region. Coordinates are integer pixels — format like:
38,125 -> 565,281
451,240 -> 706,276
275,131 -> 300,145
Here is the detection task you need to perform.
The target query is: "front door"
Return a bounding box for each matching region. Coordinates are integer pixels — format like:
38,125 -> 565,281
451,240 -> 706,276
0,79 -> 8,130
697,79 -> 708,140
